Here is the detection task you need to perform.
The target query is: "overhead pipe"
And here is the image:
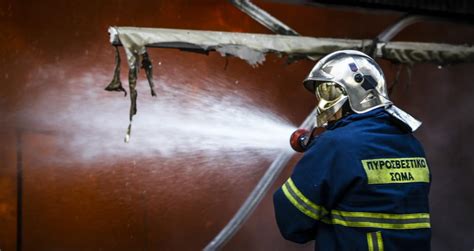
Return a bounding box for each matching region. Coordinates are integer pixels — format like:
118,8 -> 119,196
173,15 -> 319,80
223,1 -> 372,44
230,0 -> 300,36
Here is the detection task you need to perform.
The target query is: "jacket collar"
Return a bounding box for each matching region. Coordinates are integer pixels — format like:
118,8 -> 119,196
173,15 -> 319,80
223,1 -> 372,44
326,108 -> 387,130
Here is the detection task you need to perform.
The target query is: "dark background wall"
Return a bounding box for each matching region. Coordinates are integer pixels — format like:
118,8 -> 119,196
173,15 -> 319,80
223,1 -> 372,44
0,0 -> 473,250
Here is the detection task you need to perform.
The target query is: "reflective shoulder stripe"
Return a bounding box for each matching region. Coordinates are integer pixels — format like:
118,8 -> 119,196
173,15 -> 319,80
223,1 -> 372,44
367,232 -> 384,251
280,178 -> 430,229
286,178 -> 329,215
282,184 -> 320,220
281,178 -> 328,220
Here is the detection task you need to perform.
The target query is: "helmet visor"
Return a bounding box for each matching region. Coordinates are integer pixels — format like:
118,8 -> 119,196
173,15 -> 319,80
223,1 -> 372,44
315,82 -> 344,104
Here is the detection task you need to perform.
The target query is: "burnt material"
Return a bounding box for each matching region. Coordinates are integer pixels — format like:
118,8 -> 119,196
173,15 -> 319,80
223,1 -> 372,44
105,47 -> 158,142
141,52 -> 157,97
104,46 -> 127,96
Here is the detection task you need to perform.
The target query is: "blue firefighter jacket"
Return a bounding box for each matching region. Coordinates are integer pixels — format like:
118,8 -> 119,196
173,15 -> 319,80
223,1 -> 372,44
273,108 -> 431,251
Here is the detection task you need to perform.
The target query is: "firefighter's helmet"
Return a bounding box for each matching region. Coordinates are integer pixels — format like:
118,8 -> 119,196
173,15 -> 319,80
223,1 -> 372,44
303,50 -> 421,131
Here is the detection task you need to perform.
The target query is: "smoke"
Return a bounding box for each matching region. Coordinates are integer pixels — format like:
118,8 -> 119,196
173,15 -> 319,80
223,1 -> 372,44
18,63 -> 296,165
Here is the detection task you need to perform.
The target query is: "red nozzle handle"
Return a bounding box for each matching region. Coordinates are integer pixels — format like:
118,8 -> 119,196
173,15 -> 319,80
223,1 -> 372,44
290,129 -> 310,153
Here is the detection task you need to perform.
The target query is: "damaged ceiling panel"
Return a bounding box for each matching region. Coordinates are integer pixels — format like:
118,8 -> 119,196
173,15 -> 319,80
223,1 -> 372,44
106,26 -> 474,142
109,26 -> 474,67
108,26 -> 366,67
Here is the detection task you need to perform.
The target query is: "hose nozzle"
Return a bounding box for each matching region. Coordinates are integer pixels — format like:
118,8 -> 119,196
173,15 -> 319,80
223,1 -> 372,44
289,127 -> 325,152
290,128 -> 311,152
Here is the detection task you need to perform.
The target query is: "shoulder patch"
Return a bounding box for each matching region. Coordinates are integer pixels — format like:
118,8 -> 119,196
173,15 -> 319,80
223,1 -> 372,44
361,157 -> 430,184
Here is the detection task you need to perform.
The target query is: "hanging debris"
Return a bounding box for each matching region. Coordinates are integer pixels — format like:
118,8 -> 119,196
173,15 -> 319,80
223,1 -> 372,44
104,37 -> 157,142
104,46 -> 127,96
141,52 -> 157,97
106,26 -> 474,142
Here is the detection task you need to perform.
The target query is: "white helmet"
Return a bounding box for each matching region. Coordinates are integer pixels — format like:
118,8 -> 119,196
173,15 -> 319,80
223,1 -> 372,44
303,50 -> 421,131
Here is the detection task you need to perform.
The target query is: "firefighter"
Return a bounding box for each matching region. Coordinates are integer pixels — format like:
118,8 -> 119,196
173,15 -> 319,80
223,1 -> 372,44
273,50 -> 431,251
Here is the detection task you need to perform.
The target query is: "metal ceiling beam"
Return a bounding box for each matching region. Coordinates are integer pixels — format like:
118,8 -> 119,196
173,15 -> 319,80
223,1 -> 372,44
230,0 -> 299,36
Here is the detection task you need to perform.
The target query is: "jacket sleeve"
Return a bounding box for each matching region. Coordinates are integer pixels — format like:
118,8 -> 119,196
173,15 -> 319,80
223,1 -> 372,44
273,133 -> 357,243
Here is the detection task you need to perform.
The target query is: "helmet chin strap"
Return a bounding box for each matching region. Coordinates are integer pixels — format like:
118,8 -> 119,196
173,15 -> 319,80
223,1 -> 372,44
325,102 -> 352,127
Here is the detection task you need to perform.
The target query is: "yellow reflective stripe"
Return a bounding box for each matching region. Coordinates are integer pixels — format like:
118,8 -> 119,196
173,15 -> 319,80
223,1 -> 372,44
281,178 -> 430,229
367,232 -> 384,251
331,209 -> 430,229
367,232 -> 374,251
331,217 -> 430,230
376,232 -> 384,251
282,183 -> 320,220
286,178 -> 328,215
332,209 -> 430,220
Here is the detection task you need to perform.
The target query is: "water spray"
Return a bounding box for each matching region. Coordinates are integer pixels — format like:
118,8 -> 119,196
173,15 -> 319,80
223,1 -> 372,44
204,107 -> 318,251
